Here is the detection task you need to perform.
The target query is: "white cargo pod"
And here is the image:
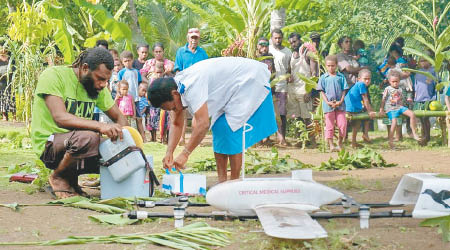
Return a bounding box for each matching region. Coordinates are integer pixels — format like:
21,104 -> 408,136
390,173 -> 450,218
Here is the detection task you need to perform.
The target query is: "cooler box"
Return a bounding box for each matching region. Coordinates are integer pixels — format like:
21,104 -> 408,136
162,171 -> 206,196
99,128 -> 152,199
99,129 -> 145,182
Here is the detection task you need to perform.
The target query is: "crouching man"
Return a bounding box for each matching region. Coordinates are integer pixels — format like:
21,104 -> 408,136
31,48 -> 128,199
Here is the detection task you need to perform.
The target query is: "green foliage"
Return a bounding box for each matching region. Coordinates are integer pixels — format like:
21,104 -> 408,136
420,215 -> 450,242
317,148 -> 397,171
368,84 -> 383,111
0,222 -> 232,249
286,119 -> 310,150
187,147 -> 314,174
403,0 -> 450,79
73,0 -> 133,50
0,37 -> 56,130
177,0 -> 272,58
7,1 -> 54,45
245,147 -> 314,174
138,1 -> 201,59
187,158 -> 217,173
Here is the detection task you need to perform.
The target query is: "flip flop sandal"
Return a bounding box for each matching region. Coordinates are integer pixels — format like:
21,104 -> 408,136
73,186 -> 90,198
44,185 -> 77,199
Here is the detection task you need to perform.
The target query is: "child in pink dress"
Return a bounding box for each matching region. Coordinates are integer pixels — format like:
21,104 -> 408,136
115,80 -> 135,124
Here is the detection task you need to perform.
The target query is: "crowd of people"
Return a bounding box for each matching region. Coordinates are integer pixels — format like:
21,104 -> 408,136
1,26 -> 447,152
256,31 -> 447,150
91,28 -> 208,145
23,25 -> 449,198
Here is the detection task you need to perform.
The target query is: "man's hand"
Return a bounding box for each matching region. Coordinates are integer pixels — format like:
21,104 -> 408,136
162,152 -> 174,169
173,151 -> 189,171
99,123 -> 123,141
368,111 -> 376,119
379,109 -> 385,117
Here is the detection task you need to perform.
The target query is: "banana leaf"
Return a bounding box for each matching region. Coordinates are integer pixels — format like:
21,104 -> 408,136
88,214 -> 138,226
47,196 -> 89,204
66,200 -> 126,214
0,222 -> 231,249
97,197 -> 134,210
420,215 -> 450,242
0,203 -> 19,211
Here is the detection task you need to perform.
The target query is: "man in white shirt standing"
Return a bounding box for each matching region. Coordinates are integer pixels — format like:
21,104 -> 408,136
269,28 -> 292,146
147,57 -> 277,183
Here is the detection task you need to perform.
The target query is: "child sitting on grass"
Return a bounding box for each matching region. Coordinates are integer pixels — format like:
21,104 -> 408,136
379,71 -> 420,149
344,69 -> 376,148
115,80 -> 136,126
317,55 -> 349,152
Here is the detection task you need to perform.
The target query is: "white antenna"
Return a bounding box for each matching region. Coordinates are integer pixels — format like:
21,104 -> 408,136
241,123 -> 253,180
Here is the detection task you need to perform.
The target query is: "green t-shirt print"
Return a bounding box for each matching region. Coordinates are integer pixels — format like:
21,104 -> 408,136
31,66 -> 115,157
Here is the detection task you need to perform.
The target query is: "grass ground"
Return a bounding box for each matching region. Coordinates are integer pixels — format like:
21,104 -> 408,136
0,121 -> 449,249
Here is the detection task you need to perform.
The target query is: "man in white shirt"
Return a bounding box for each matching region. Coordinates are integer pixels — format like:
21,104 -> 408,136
269,28 -> 291,146
147,57 -> 277,183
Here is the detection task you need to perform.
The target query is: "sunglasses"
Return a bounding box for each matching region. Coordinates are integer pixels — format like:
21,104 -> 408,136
258,42 -> 269,46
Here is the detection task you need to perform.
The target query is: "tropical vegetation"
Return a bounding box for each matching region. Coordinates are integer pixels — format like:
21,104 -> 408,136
0,0 -> 448,127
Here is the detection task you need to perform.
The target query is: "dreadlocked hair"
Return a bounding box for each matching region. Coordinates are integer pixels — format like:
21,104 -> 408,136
72,50 -> 88,68
71,47 -> 114,71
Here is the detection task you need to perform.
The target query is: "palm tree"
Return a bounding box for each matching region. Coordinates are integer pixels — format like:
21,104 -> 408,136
138,2 -> 205,60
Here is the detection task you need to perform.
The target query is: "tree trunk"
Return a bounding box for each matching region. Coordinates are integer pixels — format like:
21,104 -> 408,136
270,8 -> 286,32
127,0 -> 145,44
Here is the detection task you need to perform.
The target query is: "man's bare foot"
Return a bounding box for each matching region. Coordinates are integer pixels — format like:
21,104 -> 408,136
352,142 -> 363,149
48,173 -> 77,199
362,134 -> 371,143
389,141 -> 395,149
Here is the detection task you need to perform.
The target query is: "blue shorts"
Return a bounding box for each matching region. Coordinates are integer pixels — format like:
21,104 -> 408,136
134,102 -> 142,118
211,93 -> 277,155
387,106 -> 408,120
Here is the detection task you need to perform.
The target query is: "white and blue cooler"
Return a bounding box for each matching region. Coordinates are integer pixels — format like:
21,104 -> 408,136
99,129 -> 156,199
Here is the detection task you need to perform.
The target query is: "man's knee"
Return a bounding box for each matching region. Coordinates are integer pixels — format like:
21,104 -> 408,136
66,131 -> 100,157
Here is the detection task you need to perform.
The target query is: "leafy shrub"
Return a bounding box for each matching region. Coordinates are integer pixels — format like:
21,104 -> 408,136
317,148 -> 396,171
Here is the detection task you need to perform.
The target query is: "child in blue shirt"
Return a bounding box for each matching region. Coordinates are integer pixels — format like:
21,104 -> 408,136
138,83 -> 149,142
118,51 -> 145,138
413,58 -> 437,145
317,55 -> 349,152
344,69 -> 376,148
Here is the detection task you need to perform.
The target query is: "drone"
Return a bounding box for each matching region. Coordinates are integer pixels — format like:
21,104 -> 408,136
125,125 -> 450,239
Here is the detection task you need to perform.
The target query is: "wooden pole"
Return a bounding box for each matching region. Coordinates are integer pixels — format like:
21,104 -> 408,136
313,111 -> 448,121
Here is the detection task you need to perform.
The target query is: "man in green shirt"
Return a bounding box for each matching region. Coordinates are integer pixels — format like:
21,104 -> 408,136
31,47 -> 128,199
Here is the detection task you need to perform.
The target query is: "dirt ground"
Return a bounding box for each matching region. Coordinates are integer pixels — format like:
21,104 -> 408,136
1,122 -> 450,249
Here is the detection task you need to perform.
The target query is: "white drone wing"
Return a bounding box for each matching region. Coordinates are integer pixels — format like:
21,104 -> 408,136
254,204 -> 327,239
